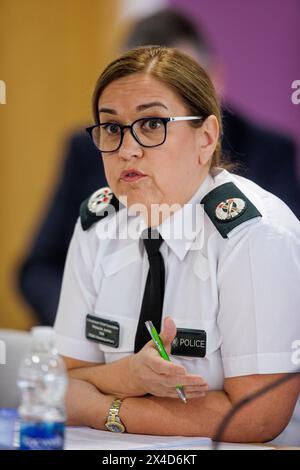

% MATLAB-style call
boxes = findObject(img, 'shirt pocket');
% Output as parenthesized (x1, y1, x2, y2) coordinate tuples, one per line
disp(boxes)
(100, 243, 141, 277)
(95, 313, 138, 363)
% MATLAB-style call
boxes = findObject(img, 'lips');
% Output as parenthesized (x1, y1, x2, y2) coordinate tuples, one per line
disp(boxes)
(120, 168, 147, 182)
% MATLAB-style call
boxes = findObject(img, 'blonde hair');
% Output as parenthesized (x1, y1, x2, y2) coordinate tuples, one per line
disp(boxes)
(92, 46, 225, 168)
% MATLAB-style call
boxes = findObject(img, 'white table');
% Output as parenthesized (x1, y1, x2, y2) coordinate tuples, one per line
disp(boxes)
(65, 427, 275, 450)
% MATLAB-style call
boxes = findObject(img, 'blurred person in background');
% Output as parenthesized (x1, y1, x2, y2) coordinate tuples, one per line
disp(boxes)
(18, 8, 300, 327)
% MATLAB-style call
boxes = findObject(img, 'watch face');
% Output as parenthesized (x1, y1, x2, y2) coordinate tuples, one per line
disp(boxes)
(105, 421, 125, 433)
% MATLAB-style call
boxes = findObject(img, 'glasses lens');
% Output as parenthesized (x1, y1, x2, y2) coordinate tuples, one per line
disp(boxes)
(133, 118, 166, 147)
(92, 124, 122, 152)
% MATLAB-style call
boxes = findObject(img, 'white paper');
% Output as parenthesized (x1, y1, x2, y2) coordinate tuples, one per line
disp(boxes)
(65, 427, 274, 450)
(65, 427, 211, 450)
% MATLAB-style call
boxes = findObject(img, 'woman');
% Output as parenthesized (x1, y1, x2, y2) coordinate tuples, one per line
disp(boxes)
(54, 46, 300, 442)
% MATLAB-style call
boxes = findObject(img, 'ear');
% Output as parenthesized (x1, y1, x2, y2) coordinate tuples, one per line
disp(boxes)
(197, 115, 219, 166)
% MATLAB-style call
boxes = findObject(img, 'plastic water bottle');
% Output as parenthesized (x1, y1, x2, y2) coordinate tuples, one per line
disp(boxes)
(17, 327, 68, 450)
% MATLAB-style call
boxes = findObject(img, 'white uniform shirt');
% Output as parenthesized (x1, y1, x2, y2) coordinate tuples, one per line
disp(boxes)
(54, 168, 300, 444)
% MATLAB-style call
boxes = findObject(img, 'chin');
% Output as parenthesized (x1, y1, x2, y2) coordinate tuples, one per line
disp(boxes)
(117, 183, 147, 204)
(125, 193, 149, 209)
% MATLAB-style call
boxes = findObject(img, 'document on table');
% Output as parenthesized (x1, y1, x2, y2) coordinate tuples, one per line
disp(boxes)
(65, 427, 274, 450)
(65, 427, 211, 450)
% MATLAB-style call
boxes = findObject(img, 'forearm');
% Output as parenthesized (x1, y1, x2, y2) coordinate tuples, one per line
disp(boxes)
(65, 377, 284, 442)
(120, 391, 237, 437)
(67, 355, 142, 397)
(65, 378, 230, 436)
(104, 390, 281, 442)
(65, 378, 113, 428)
(119, 393, 281, 442)
(121, 392, 232, 439)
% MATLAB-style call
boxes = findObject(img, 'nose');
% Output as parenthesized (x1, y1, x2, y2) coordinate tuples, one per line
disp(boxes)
(118, 128, 143, 160)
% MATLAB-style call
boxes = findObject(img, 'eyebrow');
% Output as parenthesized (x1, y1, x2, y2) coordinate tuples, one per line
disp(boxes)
(98, 101, 168, 115)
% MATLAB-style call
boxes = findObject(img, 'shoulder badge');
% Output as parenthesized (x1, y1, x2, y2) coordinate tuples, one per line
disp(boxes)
(201, 182, 262, 238)
(80, 187, 120, 231)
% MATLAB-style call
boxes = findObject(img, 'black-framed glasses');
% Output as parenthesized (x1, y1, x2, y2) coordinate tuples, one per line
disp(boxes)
(86, 116, 203, 153)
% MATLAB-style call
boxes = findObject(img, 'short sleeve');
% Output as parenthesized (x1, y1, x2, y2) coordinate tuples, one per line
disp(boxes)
(217, 222, 300, 377)
(54, 219, 105, 363)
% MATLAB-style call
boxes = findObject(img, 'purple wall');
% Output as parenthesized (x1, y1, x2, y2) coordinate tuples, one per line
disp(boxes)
(171, 0, 300, 171)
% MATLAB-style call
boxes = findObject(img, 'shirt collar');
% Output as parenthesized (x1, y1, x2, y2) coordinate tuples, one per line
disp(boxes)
(96, 172, 216, 261)
(157, 172, 215, 260)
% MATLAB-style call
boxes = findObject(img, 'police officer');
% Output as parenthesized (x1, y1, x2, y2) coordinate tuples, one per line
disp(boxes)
(54, 46, 300, 444)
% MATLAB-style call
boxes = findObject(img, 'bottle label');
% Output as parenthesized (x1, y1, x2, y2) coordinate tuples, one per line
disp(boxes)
(19, 421, 65, 450)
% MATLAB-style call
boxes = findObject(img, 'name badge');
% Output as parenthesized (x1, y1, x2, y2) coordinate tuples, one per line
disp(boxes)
(171, 328, 206, 358)
(85, 314, 120, 348)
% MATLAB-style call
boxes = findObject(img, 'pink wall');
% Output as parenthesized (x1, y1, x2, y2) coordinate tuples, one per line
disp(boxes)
(171, 0, 300, 170)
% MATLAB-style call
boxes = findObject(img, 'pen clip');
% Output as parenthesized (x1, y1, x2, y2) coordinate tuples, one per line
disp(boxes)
(145, 320, 154, 337)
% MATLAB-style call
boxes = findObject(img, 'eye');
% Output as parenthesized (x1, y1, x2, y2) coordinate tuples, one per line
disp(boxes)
(142, 118, 163, 131)
(103, 123, 121, 135)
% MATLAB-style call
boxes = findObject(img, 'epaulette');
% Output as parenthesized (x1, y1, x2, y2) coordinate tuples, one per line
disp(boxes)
(80, 187, 120, 231)
(201, 182, 262, 239)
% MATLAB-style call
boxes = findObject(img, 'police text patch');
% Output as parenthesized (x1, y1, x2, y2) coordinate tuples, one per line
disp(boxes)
(171, 328, 206, 358)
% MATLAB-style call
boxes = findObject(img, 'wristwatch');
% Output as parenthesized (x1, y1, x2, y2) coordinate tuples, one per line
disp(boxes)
(105, 398, 126, 433)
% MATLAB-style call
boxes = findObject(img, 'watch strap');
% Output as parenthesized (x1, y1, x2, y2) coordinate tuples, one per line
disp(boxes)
(105, 398, 126, 433)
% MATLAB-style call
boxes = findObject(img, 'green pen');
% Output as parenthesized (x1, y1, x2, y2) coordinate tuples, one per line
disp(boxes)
(145, 320, 187, 404)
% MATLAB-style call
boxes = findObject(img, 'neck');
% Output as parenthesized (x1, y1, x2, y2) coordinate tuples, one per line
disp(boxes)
(142, 168, 210, 228)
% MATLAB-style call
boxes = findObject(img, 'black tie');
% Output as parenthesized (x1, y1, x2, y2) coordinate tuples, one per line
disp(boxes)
(134, 228, 165, 353)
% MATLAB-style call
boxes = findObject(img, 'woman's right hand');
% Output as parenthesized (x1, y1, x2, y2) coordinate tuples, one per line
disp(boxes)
(127, 316, 208, 399)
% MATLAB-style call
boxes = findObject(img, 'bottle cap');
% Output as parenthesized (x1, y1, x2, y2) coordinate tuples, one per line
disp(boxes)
(31, 326, 55, 342)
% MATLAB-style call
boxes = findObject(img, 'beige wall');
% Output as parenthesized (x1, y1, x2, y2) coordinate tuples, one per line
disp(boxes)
(0, 0, 119, 329)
